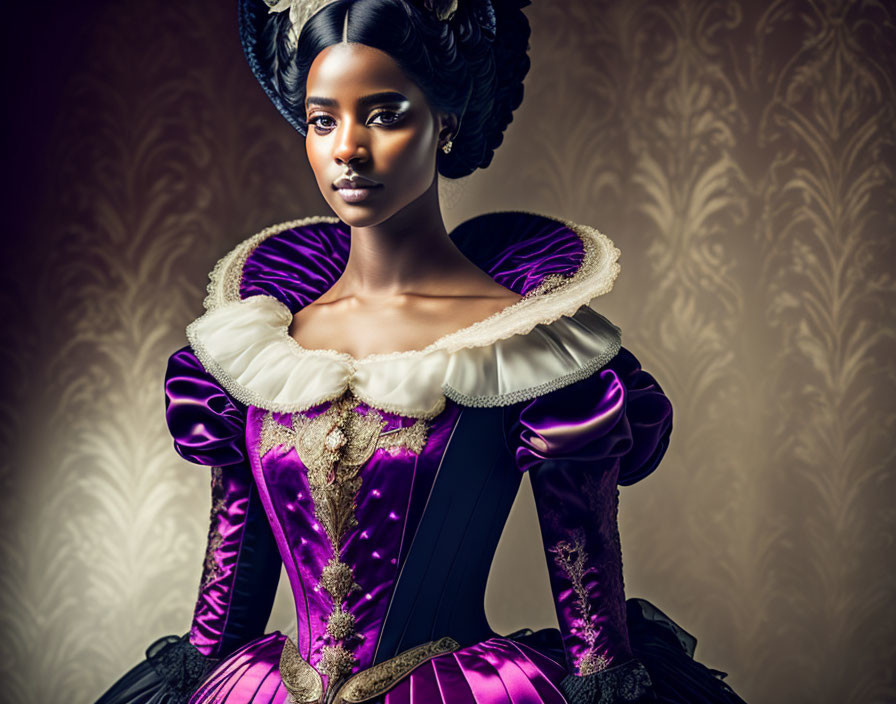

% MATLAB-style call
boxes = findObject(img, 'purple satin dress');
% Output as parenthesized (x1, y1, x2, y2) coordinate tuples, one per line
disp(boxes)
(95, 213, 747, 704)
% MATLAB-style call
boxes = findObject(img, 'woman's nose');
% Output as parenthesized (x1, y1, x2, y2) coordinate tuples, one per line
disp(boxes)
(333, 121, 369, 166)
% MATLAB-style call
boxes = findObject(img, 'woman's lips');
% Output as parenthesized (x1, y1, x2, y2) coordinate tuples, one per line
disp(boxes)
(334, 184, 383, 203)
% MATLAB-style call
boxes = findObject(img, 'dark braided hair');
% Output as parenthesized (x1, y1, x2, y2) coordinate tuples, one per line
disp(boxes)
(259, 0, 531, 178)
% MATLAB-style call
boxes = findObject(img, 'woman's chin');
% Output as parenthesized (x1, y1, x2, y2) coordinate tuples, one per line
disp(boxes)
(332, 210, 384, 228)
(328, 202, 396, 229)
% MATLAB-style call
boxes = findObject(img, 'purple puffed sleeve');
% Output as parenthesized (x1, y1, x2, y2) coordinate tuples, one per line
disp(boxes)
(506, 346, 672, 703)
(164, 346, 282, 659)
(165, 346, 248, 467)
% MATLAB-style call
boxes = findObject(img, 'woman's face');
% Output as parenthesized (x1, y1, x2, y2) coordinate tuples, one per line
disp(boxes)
(304, 42, 452, 228)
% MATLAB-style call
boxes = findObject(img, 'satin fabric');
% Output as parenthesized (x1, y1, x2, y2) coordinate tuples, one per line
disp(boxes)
(243, 400, 462, 676)
(237, 213, 587, 307)
(99, 212, 684, 704)
(186, 212, 623, 420)
(158, 343, 673, 704)
(506, 348, 672, 675)
(511, 347, 672, 487)
(182, 633, 569, 704)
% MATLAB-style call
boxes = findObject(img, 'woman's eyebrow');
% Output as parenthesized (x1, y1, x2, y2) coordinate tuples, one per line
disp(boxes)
(305, 91, 410, 109)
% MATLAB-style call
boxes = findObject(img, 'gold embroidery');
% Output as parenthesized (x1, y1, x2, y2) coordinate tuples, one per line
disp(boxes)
(304, 393, 371, 687)
(200, 466, 226, 589)
(549, 528, 611, 676)
(259, 402, 432, 464)
(378, 421, 430, 455)
(279, 636, 323, 704)
(327, 608, 356, 641)
(336, 636, 459, 703)
(279, 636, 459, 704)
(259, 412, 297, 457)
(319, 557, 360, 605)
(320, 644, 357, 680)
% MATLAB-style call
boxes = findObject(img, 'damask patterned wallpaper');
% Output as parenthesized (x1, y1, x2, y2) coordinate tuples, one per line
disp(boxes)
(1, 1, 893, 702)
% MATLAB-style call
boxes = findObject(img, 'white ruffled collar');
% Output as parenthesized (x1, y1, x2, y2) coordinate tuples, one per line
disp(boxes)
(186, 213, 623, 419)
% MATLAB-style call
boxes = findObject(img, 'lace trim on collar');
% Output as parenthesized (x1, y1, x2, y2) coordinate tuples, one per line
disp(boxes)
(186, 213, 624, 417)
(200, 213, 620, 358)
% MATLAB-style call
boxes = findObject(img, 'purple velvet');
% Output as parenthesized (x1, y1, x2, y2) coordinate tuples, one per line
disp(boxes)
(240, 221, 350, 311)
(511, 348, 673, 486)
(189, 463, 256, 657)
(164, 350, 671, 703)
(236, 212, 585, 312)
(447, 212, 585, 296)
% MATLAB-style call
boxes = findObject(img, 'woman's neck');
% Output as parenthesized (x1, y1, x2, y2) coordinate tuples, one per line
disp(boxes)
(326, 178, 481, 301)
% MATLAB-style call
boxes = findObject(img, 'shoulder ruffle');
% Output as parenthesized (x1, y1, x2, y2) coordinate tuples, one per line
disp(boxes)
(507, 347, 673, 485)
(186, 294, 622, 419)
(185, 212, 624, 419)
(165, 346, 248, 466)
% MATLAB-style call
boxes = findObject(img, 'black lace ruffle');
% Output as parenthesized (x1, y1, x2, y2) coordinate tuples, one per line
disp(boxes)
(94, 633, 217, 704)
(559, 658, 655, 704)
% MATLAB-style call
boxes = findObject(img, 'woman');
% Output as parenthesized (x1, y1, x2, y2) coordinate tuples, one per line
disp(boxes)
(95, 0, 749, 702)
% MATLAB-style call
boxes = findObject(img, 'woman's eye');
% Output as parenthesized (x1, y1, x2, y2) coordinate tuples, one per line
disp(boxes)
(370, 110, 403, 126)
(309, 115, 336, 131)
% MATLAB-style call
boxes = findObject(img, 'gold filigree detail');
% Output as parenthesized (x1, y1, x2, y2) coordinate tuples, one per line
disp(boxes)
(549, 527, 610, 676)
(279, 636, 460, 704)
(261, 401, 432, 460)
(319, 644, 358, 680)
(326, 607, 356, 641)
(336, 636, 460, 703)
(319, 557, 360, 605)
(378, 421, 430, 455)
(259, 412, 298, 457)
(577, 650, 612, 678)
(280, 636, 324, 704)
(259, 405, 432, 464)
(200, 466, 227, 589)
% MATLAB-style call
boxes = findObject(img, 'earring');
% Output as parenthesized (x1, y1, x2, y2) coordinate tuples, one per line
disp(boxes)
(441, 139, 453, 154)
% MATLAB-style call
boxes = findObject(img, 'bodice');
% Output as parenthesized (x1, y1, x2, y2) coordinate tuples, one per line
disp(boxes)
(245, 391, 526, 688)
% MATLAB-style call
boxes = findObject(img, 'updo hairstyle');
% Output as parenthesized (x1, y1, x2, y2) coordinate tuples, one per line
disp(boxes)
(260, 0, 531, 178)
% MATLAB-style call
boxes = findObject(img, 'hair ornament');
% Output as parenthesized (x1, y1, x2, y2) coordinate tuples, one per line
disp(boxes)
(263, 0, 339, 50)
(263, 0, 496, 51)
(423, 0, 459, 21)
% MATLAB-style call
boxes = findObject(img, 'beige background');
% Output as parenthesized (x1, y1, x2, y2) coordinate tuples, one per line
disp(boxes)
(1, 1, 894, 703)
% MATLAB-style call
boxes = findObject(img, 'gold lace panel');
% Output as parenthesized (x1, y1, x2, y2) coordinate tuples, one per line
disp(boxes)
(200, 466, 226, 590)
(549, 527, 611, 676)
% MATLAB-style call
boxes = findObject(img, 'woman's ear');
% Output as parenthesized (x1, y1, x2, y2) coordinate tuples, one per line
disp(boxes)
(438, 112, 459, 147)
